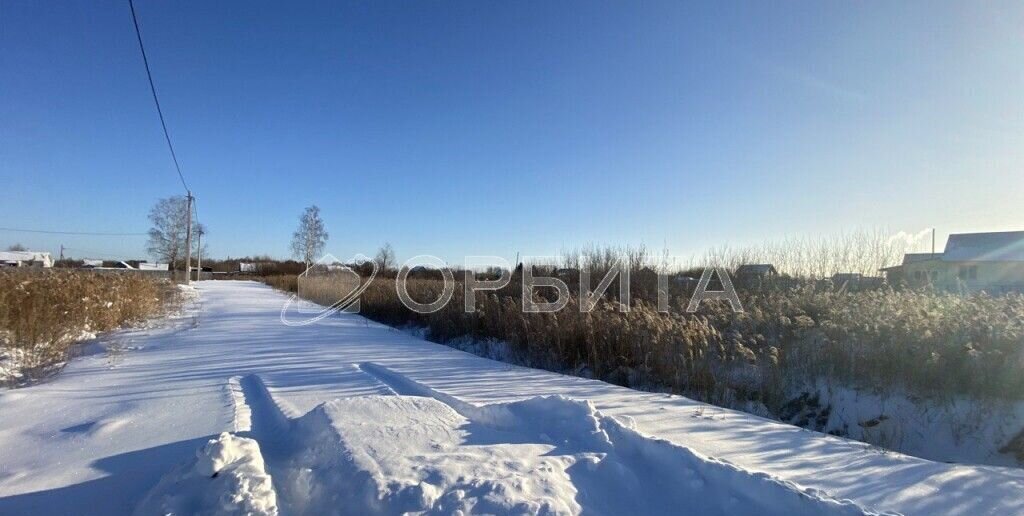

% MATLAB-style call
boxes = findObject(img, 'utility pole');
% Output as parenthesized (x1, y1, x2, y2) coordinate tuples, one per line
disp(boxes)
(196, 227, 202, 282)
(184, 193, 193, 285)
(59, 245, 65, 261)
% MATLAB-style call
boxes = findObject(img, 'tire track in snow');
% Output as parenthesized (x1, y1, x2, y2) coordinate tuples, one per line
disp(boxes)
(237, 375, 292, 442)
(357, 362, 480, 415)
(230, 374, 299, 514)
(232, 374, 306, 469)
(356, 361, 531, 430)
(138, 376, 287, 516)
(227, 375, 252, 432)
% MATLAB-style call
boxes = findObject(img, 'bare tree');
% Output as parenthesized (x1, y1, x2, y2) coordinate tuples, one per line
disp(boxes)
(6, 243, 27, 252)
(375, 242, 396, 273)
(147, 196, 191, 279)
(291, 205, 328, 268)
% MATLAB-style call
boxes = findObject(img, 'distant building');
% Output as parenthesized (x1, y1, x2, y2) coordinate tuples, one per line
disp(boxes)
(735, 264, 778, 279)
(880, 230, 1024, 293)
(0, 251, 53, 268)
(831, 272, 863, 284)
(87, 261, 135, 270)
(672, 274, 699, 289)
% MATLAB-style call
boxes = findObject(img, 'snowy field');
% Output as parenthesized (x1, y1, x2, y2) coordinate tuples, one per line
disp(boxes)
(0, 281, 1021, 515)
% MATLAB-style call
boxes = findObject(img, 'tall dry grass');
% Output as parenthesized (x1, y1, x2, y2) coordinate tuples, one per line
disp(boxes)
(0, 269, 179, 383)
(263, 274, 298, 293)
(269, 272, 1024, 408)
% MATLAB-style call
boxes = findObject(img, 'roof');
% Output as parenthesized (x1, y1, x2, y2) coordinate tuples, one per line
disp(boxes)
(942, 231, 1024, 262)
(902, 253, 943, 265)
(0, 251, 52, 262)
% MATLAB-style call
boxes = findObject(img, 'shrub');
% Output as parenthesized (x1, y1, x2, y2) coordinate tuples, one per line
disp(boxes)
(0, 269, 179, 384)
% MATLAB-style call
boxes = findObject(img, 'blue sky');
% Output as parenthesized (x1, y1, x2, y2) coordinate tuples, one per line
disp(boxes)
(2, 1, 1022, 263)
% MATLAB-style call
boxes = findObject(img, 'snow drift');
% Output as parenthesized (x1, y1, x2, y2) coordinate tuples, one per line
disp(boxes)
(134, 433, 278, 516)
(145, 363, 880, 515)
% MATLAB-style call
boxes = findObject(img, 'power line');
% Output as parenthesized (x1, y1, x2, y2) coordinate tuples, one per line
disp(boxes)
(0, 226, 148, 236)
(126, 0, 202, 284)
(128, 0, 190, 194)
(61, 247, 137, 259)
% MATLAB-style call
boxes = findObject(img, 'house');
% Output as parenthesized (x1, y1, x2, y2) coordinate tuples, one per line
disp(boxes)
(0, 251, 54, 268)
(880, 230, 1024, 293)
(735, 264, 778, 279)
(881, 253, 942, 284)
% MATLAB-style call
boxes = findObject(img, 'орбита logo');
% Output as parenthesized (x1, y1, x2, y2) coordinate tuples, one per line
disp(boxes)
(279, 253, 378, 326)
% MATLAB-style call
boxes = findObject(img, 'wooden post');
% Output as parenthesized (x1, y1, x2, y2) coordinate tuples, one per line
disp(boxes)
(196, 228, 202, 282)
(184, 193, 193, 285)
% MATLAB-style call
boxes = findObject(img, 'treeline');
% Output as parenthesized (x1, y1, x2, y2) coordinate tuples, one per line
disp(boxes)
(202, 256, 307, 275)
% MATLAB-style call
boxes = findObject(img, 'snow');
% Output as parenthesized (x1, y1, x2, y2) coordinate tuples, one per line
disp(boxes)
(0, 347, 30, 385)
(1, 281, 1022, 515)
(790, 382, 1024, 468)
(0, 251, 53, 267)
(134, 433, 278, 516)
(278, 380, 869, 515)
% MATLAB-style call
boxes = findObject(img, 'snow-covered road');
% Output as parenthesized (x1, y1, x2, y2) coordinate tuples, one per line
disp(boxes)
(1, 281, 1021, 515)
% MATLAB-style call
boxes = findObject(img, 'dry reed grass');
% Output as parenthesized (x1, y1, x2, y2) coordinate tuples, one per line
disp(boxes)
(0, 269, 179, 383)
(269, 273, 1024, 407)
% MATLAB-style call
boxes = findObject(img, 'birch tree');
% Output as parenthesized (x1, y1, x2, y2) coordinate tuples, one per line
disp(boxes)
(147, 196, 191, 278)
(291, 205, 328, 268)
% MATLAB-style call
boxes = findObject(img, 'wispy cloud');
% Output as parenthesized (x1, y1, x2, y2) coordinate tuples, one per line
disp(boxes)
(760, 61, 868, 103)
(888, 228, 933, 251)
